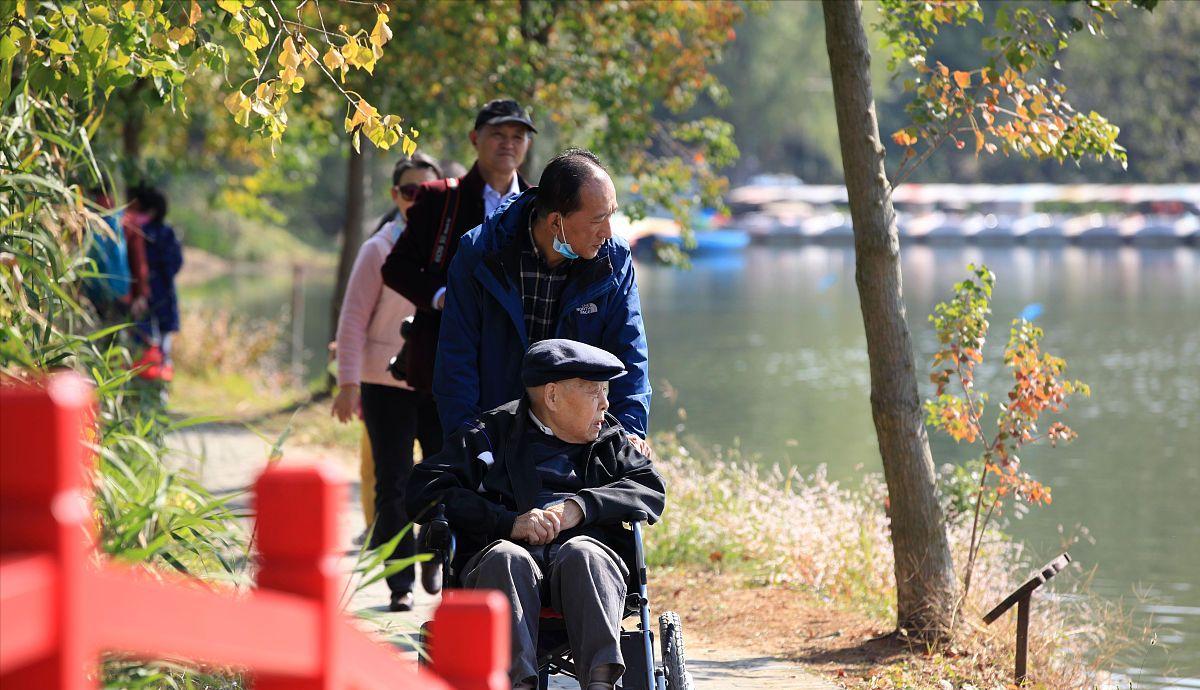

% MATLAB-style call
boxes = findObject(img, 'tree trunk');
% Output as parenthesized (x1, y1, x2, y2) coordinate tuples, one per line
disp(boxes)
(121, 79, 148, 165)
(331, 137, 366, 345)
(821, 0, 957, 642)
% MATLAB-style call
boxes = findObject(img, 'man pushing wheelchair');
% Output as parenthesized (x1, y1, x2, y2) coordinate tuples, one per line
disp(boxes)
(407, 339, 678, 690)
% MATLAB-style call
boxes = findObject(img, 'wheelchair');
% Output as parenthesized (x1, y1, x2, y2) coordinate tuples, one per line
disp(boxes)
(418, 505, 692, 690)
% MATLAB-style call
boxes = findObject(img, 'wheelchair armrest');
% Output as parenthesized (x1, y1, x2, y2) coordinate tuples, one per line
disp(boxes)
(419, 504, 456, 578)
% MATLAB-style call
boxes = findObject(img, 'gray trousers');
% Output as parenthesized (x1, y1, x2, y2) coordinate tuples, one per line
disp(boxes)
(461, 536, 629, 687)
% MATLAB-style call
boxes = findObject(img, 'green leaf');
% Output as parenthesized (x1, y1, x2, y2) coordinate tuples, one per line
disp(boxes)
(0, 34, 17, 61)
(48, 38, 74, 55)
(81, 24, 107, 53)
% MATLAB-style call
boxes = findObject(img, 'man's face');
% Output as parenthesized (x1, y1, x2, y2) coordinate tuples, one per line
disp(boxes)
(470, 122, 531, 176)
(545, 378, 610, 443)
(555, 170, 617, 261)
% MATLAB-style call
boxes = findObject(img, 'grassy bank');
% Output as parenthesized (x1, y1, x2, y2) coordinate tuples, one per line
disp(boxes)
(645, 432, 1142, 689)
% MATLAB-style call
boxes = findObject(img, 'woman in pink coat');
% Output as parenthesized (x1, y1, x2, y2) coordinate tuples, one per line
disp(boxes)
(332, 153, 442, 611)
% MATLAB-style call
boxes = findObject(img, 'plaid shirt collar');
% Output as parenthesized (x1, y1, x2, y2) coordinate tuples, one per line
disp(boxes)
(520, 215, 573, 343)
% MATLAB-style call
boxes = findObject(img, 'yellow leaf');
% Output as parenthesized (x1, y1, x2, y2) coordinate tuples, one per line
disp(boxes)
(280, 37, 304, 69)
(953, 70, 971, 88)
(168, 26, 195, 46)
(974, 130, 985, 155)
(188, 0, 202, 25)
(402, 135, 417, 157)
(217, 0, 243, 16)
(290, 76, 305, 93)
(322, 47, 345, 71)
(302, 42, 319, 64)
(340, 41, 361, 67)
(370, 13, 392, 47)
(223, 90, 250, 116)
(891, 129, 917, 147)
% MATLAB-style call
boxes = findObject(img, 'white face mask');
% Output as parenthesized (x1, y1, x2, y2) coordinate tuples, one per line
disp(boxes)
(552, 217, 580, 260)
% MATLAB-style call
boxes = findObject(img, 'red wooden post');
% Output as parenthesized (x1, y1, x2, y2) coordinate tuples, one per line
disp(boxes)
(0, 373, 96, 690)
(253, 463, 345, 690)
(430, 590, 511, 690)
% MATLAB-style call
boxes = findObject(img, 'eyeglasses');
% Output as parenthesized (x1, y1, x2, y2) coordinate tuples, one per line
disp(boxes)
(395, 184, 421, 201)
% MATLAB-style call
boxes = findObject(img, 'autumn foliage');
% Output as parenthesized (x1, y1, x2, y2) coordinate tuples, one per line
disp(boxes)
(925, 264, 1090, 605)
(875, 0, 1153, 187)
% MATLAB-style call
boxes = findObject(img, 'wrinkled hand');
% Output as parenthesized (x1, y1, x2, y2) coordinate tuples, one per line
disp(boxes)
(627, 434, 654, 460)
(511, 508, 562, 545)
(331, 385, 361, 423)
(545, 499, 584, 532)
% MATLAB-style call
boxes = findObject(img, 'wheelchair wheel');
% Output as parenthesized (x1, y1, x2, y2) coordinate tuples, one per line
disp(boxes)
(658, 611, 692, 690)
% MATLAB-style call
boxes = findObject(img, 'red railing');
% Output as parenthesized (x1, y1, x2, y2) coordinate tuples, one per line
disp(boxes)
(0, 372, 510, 690)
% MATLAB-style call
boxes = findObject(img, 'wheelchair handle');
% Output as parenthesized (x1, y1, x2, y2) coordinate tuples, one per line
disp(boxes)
(628, 509, 648, 524)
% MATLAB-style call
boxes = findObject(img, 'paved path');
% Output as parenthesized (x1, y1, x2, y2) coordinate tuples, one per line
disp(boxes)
(168, 426, 838, 689)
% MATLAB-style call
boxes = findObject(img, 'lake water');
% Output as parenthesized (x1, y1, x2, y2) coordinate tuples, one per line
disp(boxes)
(188, 244, 1200, 687)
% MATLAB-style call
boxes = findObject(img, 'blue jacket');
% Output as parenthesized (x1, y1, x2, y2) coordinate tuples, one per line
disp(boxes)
(434, 189, 651, 439)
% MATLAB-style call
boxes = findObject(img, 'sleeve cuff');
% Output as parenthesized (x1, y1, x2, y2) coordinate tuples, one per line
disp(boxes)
(567, 496, 590, 525)
(432, 286, 447, 310)
(493, 509, 518, 541)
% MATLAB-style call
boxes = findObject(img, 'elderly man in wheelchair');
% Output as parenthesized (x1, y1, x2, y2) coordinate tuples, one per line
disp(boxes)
(406, 339, 689, 690)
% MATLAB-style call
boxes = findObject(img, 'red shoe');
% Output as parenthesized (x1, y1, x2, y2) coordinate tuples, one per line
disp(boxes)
(133, 346, 164, 380)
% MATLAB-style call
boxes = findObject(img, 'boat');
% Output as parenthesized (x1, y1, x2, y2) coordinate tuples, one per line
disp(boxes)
(808, 212, 855, 244)
(926, 213, 992, 244)
(1077, 216, 1143, 246)
(1131, 214, 1199, 247)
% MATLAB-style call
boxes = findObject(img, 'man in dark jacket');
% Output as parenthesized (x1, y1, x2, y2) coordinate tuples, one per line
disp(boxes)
(407, 339, 666, 690)
(380, 99, 535, 402)
(434, 149, 652, 455)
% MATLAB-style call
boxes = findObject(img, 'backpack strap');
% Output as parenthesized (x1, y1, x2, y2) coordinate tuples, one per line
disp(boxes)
(429, 177, 463, 270)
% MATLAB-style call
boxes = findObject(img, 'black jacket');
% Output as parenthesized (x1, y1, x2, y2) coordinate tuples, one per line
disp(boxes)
(405, 398, 666, 577)
(380, 164, 529, 392)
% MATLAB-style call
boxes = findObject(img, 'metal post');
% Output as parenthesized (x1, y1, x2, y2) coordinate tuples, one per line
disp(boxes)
(291, 263, 306, 386)
(1015, 595, 1030, 684)
(983, 553, 1071, 686)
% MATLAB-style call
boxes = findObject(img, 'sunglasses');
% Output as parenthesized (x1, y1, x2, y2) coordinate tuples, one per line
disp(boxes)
(395, 184, 421, 201)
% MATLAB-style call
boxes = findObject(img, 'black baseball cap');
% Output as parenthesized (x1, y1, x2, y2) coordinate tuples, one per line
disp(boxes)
(474, 99, 538, 133)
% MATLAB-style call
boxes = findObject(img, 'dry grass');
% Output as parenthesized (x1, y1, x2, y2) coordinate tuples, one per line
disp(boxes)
(174, 307, 284, 379)
(169, 307, 313, 420)
(646, 433, 1146, 689)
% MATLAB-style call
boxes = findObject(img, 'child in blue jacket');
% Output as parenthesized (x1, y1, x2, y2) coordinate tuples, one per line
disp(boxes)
(128, 185, 184, 381)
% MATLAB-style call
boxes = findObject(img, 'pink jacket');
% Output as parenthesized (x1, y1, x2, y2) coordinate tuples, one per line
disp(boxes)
(336, 222, 416, 389)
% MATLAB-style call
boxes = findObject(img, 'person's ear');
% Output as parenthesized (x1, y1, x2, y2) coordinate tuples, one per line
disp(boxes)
(544, 382, 561, 412)
(469, 129, 479, 148)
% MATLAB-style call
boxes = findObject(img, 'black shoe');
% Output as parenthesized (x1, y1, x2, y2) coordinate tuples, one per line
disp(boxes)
(389, 591, 414, 612)
(421, 560, 443, 595)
